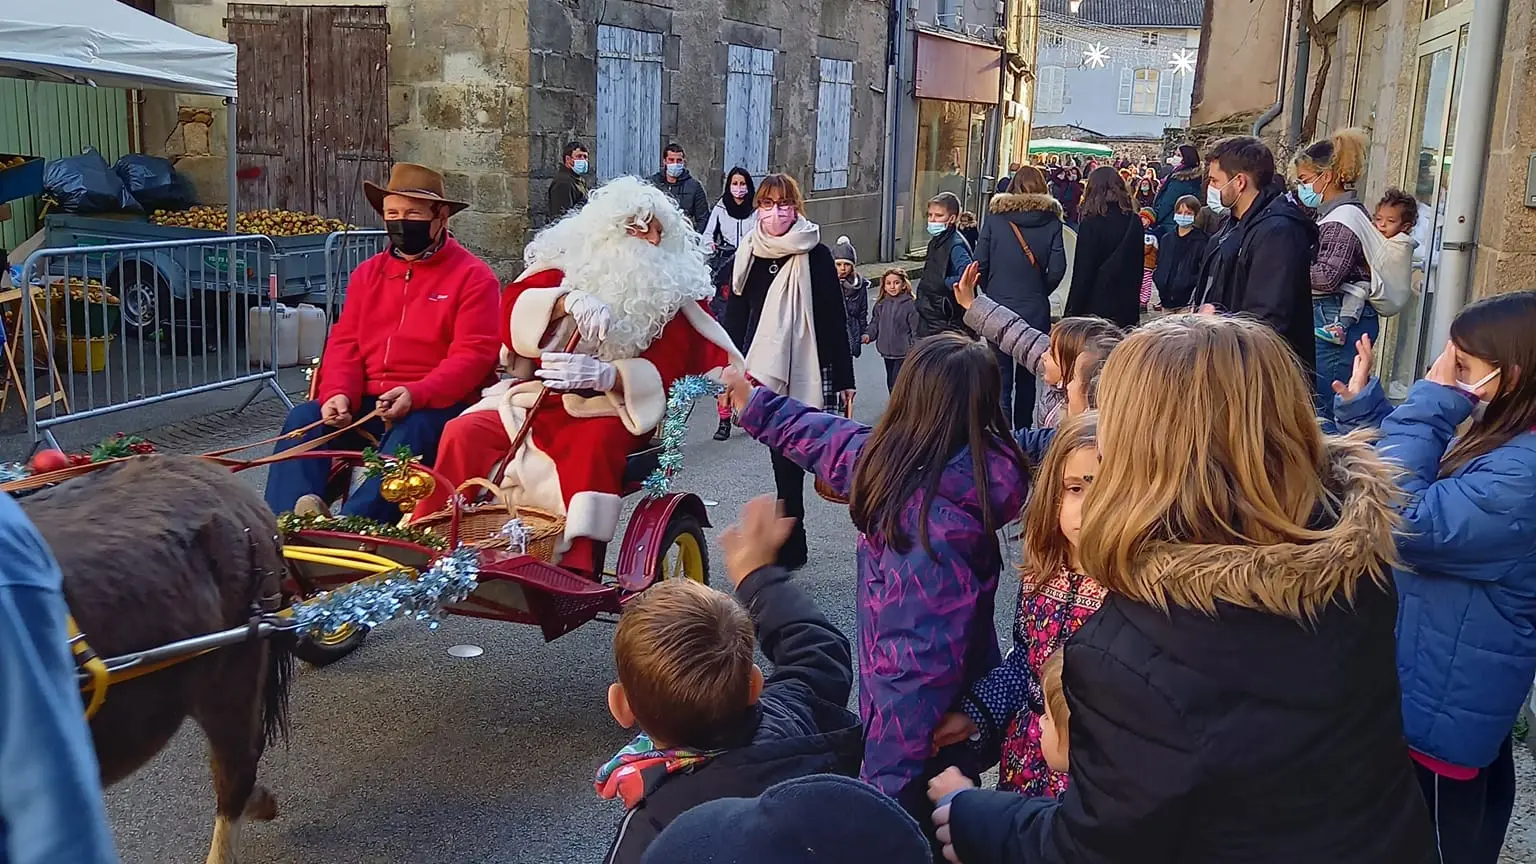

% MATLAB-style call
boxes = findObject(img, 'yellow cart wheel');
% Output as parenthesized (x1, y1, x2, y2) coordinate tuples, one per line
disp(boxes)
(656, 513, 709, 585)
(292, 620, 369, 667)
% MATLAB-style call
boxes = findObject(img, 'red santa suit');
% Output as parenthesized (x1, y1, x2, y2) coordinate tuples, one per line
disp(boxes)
(413, 267, 742, 574)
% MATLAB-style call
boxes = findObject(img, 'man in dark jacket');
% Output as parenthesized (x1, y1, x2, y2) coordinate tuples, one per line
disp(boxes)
(650, 144, 710, 233)
(915, 191, 974, 337)
(598, 496, 862, 864)
(1196, 136, 1318, 377)
(547, 141, 589, 221)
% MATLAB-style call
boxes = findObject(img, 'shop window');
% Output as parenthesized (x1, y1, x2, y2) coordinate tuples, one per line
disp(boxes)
(1036, 65, 1066, 114)
(814, 59, 854, 190)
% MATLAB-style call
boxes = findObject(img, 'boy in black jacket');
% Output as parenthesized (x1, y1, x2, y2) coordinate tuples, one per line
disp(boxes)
(1151, 195, 1209, 311)
(597, 496, 863, 864)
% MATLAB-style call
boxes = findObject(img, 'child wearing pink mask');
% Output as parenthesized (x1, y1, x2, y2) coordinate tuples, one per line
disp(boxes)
(723, 173, 857, 571)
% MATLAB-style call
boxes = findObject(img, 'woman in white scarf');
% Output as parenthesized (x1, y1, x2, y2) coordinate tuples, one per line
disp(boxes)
(723, 173, 857, 570)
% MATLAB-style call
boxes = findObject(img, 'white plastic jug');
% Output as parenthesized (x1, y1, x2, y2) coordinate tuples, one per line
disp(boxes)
(295, 303, 328, 363)
(249, 304, 300, 368)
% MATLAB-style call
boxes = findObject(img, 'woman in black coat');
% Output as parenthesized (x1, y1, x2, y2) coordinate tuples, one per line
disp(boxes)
(935, 316, 1435, 864)
(975, 165, 1066, 427)
(724, 173, 854, 570)
(1063, 166, 1142, 328)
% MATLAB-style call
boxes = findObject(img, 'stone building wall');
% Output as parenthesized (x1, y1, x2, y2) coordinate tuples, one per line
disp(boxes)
(525, 0, 891, 255)
(154, 0, 885, 277)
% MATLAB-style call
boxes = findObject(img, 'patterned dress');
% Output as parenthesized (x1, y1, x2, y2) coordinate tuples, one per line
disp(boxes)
(963, 567, 1105, 796)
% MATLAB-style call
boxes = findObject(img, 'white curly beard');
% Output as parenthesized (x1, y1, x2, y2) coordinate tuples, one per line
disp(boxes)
(523, 177, 714, 361)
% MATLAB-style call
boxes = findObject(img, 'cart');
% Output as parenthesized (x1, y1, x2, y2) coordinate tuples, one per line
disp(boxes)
(240, 446, 711, 666)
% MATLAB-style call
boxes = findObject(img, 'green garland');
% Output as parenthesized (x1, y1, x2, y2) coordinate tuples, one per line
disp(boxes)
(361, 444, 417, 480)
(277, 511, 447, 550)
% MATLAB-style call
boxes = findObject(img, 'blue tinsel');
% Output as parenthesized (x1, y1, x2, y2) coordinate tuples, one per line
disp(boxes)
(642, 374, 724, 498)
(0, 462, 27, 485)
(287, 547, 480, 636)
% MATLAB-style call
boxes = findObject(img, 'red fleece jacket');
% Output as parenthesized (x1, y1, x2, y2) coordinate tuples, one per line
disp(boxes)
(316, 237, 500, 410)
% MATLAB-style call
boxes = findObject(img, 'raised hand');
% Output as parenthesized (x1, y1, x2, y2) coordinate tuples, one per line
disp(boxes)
(1330, 333, 1375, 400)
(954, 261, 981, 309)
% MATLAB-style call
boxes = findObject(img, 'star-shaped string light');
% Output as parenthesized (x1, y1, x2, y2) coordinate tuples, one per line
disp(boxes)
(1169, 49, 1197, 75)
(1083, 42, 1110, 68)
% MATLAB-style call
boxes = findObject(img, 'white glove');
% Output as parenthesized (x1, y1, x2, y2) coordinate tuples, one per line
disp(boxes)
(562, 289, 611, 342)
(536, 352, 618, 392)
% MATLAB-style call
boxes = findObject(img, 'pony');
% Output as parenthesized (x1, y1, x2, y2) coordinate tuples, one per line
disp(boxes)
(21, 455, 293, 864)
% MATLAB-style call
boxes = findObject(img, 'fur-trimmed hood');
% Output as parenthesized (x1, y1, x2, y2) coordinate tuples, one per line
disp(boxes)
(989, 192, 1063, 217)
(1112, 432, 1402, 621)
(1167, 166, 1203, 183)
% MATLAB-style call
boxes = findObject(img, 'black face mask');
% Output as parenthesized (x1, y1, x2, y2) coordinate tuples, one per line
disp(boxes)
(386, 218, 436, 256)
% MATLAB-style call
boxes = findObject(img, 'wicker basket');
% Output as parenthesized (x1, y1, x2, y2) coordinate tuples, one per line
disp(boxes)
(412, 478, 566, 559)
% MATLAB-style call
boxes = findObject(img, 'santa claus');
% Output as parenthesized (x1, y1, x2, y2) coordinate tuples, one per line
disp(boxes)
(412, 177, 744, 575)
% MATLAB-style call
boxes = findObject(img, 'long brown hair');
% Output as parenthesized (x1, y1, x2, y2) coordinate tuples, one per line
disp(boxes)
(1050, 317, 1123, 390)
(850, 334, 1028, 558)
(1442, 291, 1536, 475)
(1022, 412, 1097, 591)
(1080, 315, 1344, 617)
(1081, 166, 1132, 219)
(1011, 165, 1049, 195)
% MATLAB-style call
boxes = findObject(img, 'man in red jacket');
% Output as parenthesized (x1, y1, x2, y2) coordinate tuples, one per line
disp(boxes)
(263, 164, 501, 524)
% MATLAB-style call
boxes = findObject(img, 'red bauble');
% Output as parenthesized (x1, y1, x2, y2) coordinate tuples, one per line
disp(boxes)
(29, 449, 71, 474)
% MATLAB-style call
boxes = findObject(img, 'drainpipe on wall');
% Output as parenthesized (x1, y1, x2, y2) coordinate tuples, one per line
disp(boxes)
(1287, 10, 1310, 145)
(1252, 0, 1296, 135)
(1427, 0, 1508, 349)
(880, 0, 907, 262)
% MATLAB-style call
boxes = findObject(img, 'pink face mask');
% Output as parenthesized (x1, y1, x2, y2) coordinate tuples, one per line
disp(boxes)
(758, 206, 797, 237)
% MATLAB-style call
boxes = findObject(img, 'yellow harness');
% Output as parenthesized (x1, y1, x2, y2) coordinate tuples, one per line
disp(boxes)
(68, 545, 409, 719)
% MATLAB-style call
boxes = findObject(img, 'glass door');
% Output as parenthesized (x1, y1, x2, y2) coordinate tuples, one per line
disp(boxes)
(910, 99, 981, 254)
(1385, 27, 1468, 399)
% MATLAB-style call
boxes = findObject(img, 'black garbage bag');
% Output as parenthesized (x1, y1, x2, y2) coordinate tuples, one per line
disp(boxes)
(114, 154, 193, 211)
(43, 147, 140, 213)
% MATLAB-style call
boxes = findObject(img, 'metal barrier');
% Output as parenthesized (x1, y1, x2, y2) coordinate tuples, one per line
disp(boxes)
(16, 235, 295, 449)
(322, 229, 389, 321)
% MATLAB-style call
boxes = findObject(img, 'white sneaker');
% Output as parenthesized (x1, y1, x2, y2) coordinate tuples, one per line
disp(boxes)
(294, 494, 332, 518)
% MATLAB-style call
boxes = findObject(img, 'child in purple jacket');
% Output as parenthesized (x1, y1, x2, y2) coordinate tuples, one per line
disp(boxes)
(722, 333, 1031, 847)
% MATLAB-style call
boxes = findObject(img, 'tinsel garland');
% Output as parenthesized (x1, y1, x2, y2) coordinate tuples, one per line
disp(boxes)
(277, 511, 447, 550)
(0, 462, 27, 484)
(641, 375, 724, 498)
(287, 547, 480, 635)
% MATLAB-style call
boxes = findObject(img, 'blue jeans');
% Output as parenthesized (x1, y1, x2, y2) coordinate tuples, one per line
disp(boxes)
(1313, 294, 1378, 421)
(262, 396, 465, 524)
(996, 349, 1037, 429)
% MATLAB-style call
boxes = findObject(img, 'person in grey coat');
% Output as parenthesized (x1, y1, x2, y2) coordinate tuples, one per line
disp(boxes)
(650, 143, 711, 233)
(975, 165, 1066, 428)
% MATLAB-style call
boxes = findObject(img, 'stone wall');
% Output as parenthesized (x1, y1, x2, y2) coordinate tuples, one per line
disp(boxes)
(1471, 0, 1536, 298)
(526, 0, 891, 255)
(1191, 0, 1289, 125)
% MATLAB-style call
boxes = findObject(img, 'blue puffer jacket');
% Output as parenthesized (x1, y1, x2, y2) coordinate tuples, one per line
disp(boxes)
(1337, 378, 1536, 769)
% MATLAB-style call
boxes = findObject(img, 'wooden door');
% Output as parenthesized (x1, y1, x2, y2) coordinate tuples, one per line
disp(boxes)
(227, 4, 389, 221)
(724, 46, 773, 179)
(228, 4, 310, 212)
(307, 6, 390, 226)
(596, 25, 663, 182)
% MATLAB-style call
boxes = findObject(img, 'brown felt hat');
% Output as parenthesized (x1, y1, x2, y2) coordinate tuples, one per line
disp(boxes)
(363, 163, 469, 216)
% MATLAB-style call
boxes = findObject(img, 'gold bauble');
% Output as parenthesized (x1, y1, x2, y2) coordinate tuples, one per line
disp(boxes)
(379, 475, 409, 503)
(404, 469, 435, 500)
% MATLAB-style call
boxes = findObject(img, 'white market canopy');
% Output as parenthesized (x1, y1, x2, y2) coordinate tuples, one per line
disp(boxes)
(0, 0, 237, 97)
(1028, 138, 1115, 157)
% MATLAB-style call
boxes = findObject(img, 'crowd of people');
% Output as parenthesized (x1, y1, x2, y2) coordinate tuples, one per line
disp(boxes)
(7, 126, 1536, 864)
